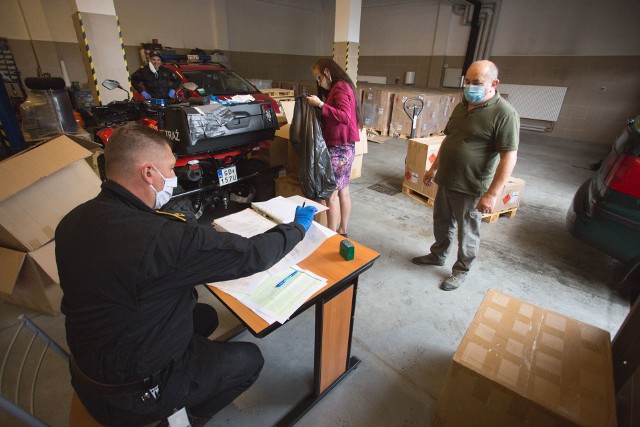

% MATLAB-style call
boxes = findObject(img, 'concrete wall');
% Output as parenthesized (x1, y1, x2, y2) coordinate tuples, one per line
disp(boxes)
(1, 0, 639, 143)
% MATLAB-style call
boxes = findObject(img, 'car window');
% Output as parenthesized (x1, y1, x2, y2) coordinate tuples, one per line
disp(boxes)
(182, 70, 258, 96)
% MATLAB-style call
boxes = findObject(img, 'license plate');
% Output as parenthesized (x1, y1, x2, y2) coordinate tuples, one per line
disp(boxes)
(217, 165, 238, 186)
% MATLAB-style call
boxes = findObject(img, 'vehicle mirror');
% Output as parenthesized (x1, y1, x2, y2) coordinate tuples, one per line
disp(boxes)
(102, 79, 121, 90)
(182, 82, 198, 91)
(101, 79, 130, 100)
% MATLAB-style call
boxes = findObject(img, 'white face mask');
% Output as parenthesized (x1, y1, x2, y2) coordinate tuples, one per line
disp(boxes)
(320, 74, 331, 91)
(150, 165, 178, 209)
(149, 62, 158, 77)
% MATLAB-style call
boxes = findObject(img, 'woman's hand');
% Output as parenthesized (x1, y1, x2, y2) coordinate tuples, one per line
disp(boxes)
(306, 95, 324, 108)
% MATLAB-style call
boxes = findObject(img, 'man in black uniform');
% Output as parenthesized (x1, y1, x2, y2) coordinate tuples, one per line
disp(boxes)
(131, 50, 181, 100)
(55, 124, 317, 426)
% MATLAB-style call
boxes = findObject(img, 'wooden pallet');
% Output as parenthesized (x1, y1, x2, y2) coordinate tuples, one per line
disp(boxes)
(366, 128, 390, 144)
(482, 207, 518, 223)
(394, 131, 443, 140)
(261, 88, 295, 97)
(402, 185, 435, 207)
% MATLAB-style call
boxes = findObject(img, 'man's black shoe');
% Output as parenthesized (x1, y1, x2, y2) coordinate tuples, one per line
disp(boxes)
(411, 254, 444, 266)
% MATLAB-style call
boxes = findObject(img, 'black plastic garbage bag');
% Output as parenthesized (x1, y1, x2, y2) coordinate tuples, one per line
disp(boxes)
(289, 96, 336, 200)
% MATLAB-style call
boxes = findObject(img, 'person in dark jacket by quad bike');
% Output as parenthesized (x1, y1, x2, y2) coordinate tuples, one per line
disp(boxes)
(131, 50, 181, 100)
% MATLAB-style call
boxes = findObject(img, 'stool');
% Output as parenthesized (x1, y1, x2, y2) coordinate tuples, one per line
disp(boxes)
(69, 392, 104, 427)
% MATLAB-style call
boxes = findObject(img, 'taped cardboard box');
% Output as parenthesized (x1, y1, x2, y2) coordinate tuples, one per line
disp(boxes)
(0, 134, 103, 252)
(494, 177, 525, 211)
(434, 289, 616, 427)
(402, 135, 445, 199)
(390, 91, 442, 138)
(361, 87, 394, 135)
(0, 241, 62, 314)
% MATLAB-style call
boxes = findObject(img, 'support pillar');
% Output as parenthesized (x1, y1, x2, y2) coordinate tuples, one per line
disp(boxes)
(71, 0, 130, 105)
(333, 0, 361, 85)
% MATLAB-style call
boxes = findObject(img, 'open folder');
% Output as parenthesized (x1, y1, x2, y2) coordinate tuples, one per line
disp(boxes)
(214, 196, 328, 237)
(210, 196, 333, 324)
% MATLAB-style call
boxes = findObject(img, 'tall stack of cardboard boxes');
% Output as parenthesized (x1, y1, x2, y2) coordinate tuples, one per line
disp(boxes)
(389, 90, 462, 139)
(361, 85, 395, 136)
(0, 135, 103, 314)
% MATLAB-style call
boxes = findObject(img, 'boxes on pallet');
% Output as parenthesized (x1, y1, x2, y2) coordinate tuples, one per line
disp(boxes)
(494, 177, 525, 212)
(361, 87, 395, 135)
(0, 134, 103, 314)
(402, 135, 445, 200)
(390, 91, 442, 138)
(402, 135, 525, 216)
(434, 288, 616, 427)
(389, 90, 462, 138)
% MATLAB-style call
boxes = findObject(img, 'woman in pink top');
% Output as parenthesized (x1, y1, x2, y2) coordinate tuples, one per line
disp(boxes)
(306, 58, 361, 237)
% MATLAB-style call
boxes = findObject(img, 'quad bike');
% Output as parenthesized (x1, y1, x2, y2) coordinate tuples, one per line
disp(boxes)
(92, 79, 282, 220)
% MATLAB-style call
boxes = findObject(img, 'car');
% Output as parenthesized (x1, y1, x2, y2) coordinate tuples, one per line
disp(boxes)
(566, 113, 640, 283)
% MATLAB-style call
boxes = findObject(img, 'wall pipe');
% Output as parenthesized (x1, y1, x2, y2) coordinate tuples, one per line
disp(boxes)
(462, 0, 482, 76)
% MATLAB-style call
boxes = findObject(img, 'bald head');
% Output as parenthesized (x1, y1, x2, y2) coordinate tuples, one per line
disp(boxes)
(104, 124, 172, 181)
(466, 60, 499, 83)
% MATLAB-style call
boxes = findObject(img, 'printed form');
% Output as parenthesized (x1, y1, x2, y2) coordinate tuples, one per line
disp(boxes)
(210, 196, 335, 324)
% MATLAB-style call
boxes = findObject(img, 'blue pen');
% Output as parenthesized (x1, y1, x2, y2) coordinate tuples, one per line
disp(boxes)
(275, 270, 298, 288)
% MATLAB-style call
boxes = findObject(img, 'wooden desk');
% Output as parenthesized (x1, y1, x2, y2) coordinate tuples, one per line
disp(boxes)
(207, 234, 380, 425)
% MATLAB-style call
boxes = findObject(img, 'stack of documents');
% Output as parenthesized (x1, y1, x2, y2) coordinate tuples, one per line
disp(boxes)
(214, 266, 327, 324)
(211, 196, 334, 324)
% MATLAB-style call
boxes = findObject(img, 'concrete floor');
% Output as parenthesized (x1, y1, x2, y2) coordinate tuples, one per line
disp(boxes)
(0, 132, 631, 426)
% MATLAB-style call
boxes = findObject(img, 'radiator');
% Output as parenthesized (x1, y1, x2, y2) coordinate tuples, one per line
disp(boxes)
(499, 84, 567, 122)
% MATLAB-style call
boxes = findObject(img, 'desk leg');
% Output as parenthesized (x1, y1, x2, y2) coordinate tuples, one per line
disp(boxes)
(277, 279, 359, 426)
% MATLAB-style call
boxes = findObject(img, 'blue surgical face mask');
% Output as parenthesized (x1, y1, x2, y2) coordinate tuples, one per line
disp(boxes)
(464, 84, 486, 104)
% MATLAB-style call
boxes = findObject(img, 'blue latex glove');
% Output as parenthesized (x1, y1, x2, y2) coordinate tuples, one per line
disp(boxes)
(141, 90, 151, 99)
(168, 89, 176, 98)
(294, 205, 317, 232)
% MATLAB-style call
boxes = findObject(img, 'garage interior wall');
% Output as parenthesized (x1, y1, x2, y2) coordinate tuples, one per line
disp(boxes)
(2, 0, 639, 144)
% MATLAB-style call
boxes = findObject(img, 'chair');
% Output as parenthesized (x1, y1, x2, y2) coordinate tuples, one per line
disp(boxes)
(0, 314, 104, 427)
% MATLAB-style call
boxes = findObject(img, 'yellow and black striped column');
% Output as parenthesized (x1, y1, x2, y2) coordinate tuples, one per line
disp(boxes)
(75, 12, 101, 105)
(72, 8, 130, 106)
(333, 41, 359, 85)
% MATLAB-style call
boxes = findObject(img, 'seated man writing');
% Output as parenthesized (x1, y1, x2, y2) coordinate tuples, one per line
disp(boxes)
(55, 123, 317, 426)
(131, 50, 182, 100)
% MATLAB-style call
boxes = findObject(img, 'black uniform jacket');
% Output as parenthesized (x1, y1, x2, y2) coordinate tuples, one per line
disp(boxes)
(130, 65, 181, 99)
(55, 180, 305, 384)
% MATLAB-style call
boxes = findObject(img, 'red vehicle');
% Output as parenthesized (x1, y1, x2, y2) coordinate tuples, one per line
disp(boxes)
(93, 54, 282, 220)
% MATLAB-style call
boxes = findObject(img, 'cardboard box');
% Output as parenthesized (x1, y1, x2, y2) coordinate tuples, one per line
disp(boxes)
(402, 135, 445, 199)
(264, 136, 289, 169)
(493, 177, 526, 212)
(0, 134, 102, 252)
(361, 87, 394, 135)
(0, 241, 62, 314)
(434, 289, 617, 427)
(355, 128, 368, 155)
(390, 91, 441, 138)
(350, 153, 363, 179)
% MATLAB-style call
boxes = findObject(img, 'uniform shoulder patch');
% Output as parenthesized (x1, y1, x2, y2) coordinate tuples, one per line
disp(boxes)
(154, 210, 187, 222)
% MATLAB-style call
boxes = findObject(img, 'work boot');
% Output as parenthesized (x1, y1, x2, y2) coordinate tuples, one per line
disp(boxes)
(411, 253, 444, 266)
(440, 271, 467, 291)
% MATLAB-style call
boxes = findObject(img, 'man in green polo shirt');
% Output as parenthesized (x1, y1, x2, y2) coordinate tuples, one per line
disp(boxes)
(411, 60, 519, 291)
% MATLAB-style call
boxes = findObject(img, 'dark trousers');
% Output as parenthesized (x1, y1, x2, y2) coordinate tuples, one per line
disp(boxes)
(75, 303, 264, 426)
